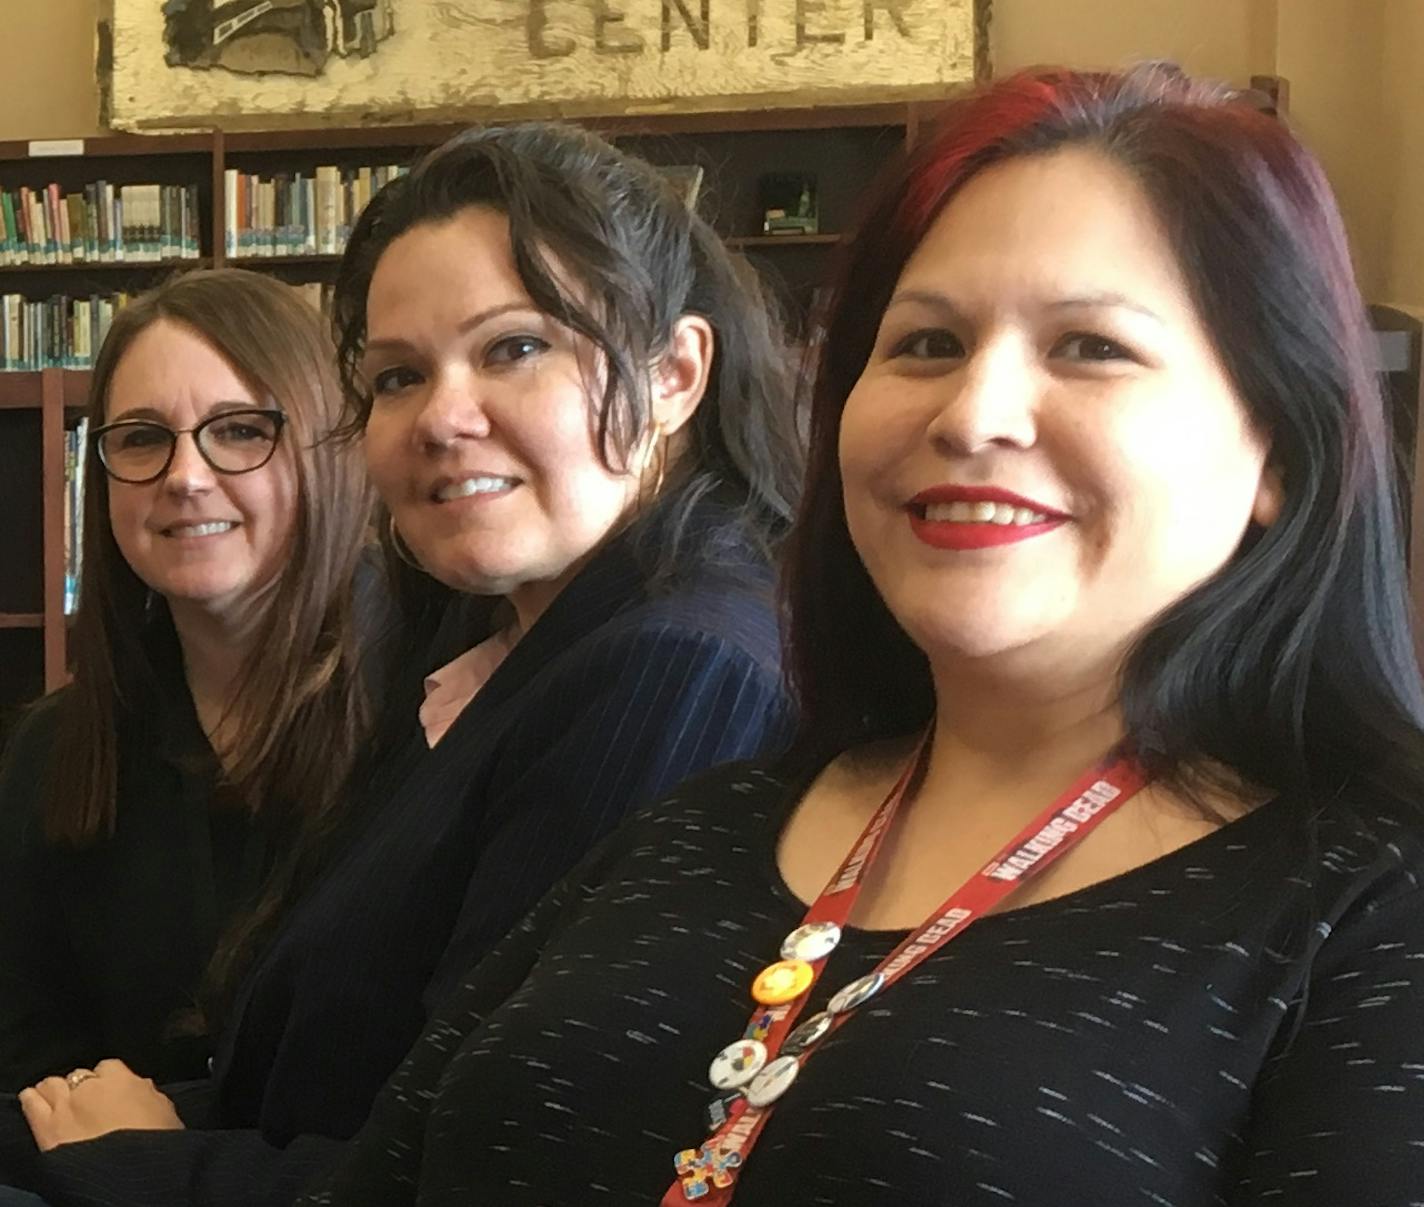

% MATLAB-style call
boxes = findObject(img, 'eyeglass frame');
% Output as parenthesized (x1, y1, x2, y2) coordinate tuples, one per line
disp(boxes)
(91, 407, 289, 485)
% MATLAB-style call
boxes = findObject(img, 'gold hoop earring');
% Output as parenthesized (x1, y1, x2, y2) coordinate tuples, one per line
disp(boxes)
(386, 512, 422, 570)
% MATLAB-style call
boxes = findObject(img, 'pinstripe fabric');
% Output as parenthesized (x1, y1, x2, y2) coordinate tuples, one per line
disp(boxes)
(29, 511, 792, 1207)
(292, 764, 1424, 1207)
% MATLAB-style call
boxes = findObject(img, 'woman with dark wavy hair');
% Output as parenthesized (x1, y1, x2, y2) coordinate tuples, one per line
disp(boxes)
(15, 122, 801, 1207)
(280, 64, 1422, 1205)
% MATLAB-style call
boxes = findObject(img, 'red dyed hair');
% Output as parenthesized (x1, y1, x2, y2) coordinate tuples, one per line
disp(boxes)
(782, 65, 1422, 809)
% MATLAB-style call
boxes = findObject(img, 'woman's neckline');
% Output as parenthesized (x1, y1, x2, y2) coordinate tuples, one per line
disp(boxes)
(757, 750, 1289, 940)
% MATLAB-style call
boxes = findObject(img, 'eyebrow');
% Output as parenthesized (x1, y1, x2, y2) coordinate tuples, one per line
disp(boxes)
(884, 288, 1165, 325)
(363, 301, 537, 358)
(106, 400, 264, 425)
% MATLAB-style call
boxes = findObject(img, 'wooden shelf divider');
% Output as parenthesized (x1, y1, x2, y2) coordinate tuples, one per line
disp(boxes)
(727, 234, 843, 248)
(0, 613, 44, 630)
(40, 368, 67, 692)
(226, 253, 343, 266)
(0, 258, 210, 275)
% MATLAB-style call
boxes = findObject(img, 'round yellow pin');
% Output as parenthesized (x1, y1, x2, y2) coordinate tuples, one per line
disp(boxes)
(751, 958, 814, 1005)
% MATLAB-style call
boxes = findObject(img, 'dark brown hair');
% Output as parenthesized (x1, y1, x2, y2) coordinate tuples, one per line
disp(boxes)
(330, 121, 803, 611)
(47, 268, 374, 847)
(784, 64, 1424, 808)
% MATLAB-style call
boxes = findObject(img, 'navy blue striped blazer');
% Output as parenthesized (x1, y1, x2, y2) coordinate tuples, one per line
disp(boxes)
(21, 506, 792, 1207)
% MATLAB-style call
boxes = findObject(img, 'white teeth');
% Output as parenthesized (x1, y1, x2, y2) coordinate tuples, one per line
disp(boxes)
(436, 476, 515, 502)
(921, 503, 1050, 526)
(167, 522, 234, 538)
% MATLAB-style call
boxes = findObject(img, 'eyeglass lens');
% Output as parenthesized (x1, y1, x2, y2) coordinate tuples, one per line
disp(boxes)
(99, 411, 283, 482)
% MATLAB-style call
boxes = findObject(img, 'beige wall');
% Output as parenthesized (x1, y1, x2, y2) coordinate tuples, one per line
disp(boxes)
(0, 0, 104, 140)
(0, 0, 1417, 306)
(992, 0, 1274, 81)
(1380, 0, 1424, 312)
(1276, 1, 1390, 301)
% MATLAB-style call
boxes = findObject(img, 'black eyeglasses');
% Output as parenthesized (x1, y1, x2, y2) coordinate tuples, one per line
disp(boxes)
(92, 408, 288, 485)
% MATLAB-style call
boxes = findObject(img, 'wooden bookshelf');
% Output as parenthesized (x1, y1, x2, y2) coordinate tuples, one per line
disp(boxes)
(0, 369, 77, 734)
(0, 104, 930, 733)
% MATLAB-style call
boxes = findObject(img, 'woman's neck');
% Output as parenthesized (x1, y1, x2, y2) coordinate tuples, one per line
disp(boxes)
(916, 660, 1126, 829)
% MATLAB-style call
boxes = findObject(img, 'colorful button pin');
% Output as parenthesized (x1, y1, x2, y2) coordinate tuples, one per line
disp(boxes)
(708, 1038, 768, 1090)
(751, 959, 814, 1005)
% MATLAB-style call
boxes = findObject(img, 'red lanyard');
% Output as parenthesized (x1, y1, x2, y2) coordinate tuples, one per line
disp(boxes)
(662, 736, 1149, 1205)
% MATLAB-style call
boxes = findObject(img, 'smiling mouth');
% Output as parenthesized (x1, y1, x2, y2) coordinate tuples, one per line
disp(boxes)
(914, 501, 1051, 526)
(432, 476, 519, 503)
(162, 521, 236, 538)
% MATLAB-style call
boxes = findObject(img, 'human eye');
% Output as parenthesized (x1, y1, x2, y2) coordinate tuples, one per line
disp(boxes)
(208, 413, 278, 444)
(370, 365, 423, 396)
(887, 328, 964, 361)
(1054, 332, 1134, 363)
(117, 424, 169, 449)
(485, 334, 550, 367)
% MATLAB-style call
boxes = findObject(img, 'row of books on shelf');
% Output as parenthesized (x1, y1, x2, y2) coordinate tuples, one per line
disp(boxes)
(0, 292, 129, 371)
(63, 419, 90, 615)
(0, 183, 203, 267)
(0, 281, 334, 371)
(223, 163, 408, 258)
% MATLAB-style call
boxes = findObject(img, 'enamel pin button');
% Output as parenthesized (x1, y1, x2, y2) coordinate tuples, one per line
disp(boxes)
(827, 970, 885, 1015)
(708, 1039, 768, 1090)
(780, 1010, 833, 1057)
(779, 921, 842, 963)
(751, 959, 814, 1005)
(744, 1055, 800, 1108)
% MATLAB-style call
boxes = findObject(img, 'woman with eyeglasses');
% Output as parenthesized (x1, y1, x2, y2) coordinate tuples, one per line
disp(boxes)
(0, 270, 377, 1126)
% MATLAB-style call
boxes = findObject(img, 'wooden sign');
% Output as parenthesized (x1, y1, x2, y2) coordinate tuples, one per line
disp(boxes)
(101, 0, 985, 131)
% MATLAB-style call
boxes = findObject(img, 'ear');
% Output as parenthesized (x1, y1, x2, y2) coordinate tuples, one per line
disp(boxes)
(1252, 462, 1284, 527)
(650, 314, 714, 439)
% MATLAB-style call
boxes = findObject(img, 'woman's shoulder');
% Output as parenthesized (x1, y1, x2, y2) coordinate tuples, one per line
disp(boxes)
(617, 569, 779, 657)
(1278, 784, 1424, 928)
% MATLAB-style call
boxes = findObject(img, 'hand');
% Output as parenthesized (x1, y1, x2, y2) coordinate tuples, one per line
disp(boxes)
(19, 1059, 184, 1151)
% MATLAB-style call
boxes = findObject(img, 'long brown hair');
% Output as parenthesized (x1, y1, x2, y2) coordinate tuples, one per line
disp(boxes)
(46, 268, 374, 847)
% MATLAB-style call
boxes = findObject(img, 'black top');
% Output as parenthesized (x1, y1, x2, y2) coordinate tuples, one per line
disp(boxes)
(28, 513, 793, 1207)
(0, 627, 268, 1094)
(287, 759, 1424, 1207)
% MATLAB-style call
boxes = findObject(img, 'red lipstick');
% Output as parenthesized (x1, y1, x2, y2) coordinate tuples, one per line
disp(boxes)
(906, 485, 1068, 551)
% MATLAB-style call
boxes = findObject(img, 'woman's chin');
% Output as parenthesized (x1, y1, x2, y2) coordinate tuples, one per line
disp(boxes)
(894, 608, 1058, 669)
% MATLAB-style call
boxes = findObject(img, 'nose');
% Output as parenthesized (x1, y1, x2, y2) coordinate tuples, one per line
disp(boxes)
(410, 368, 492, 451)
(924, 335, 1039, 456)
(161, 431, 215, 496)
